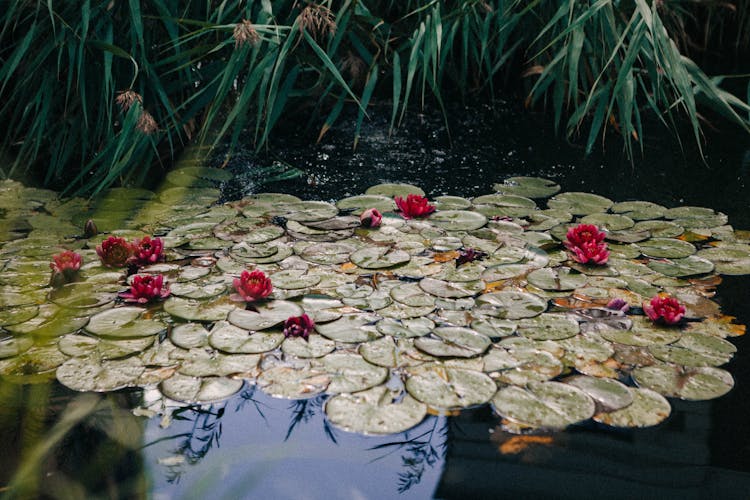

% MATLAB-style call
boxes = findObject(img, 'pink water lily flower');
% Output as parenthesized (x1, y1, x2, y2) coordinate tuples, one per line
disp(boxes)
(232, 270, 273, 302)
(119, 274, 170, 304)
(564, 224, 609, 265)
(283, 313, 315, 341)
(643, 294, 685, 325)
(394, 194, 435, 219)
(128, 236, 165, 268)
(360, 208, 382, 228)
(50, 250, 82, 274)
(96, 236, 134, 268)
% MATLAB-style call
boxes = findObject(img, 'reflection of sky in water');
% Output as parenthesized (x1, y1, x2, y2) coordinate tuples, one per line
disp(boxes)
(142, 387, 446, 500)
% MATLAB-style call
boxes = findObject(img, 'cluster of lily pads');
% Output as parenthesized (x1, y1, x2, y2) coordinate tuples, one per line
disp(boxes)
(0, 169, 749, 436)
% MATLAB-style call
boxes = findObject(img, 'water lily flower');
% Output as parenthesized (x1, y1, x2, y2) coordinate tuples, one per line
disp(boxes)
(643, 294, 685, 325)
(96, 236, 134, 268)
(360, 208, 382, 228)
(283, 313, 315, 340)
(456, 247, 487, 267)
(50, 250, 82, 274)
(564, 224, 609, 265)
(606, 298, 630, 313)
(129, 236, 165, 268)
(119, 274, 170, 304)
(83, 219, 98, 238)
(232, 270, 273, 302)
(394, 194, 436, 219)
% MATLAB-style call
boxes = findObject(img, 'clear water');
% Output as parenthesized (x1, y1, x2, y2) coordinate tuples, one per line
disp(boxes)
(3, 100, 750, 499)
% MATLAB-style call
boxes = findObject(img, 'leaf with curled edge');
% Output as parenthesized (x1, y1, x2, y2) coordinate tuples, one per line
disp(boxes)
(570, 307, 632, 334)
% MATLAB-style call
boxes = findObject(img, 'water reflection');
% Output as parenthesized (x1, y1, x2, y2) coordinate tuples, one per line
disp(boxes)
(141, 387, 446, 499)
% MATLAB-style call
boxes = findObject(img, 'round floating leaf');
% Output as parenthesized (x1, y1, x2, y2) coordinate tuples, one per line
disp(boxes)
(376, 317, 434, 338)
(319, 352, 389, 394)
(169, 281, 227, 299)
(648, 332, 736, 367)
(631, 220, 684, 238)
(159, 187, 220, 207)
(433, 196, 472, 210)
(414, 327, 491, 358)
(475, 291, 547, 319)
(527, 267, 588, 291)
(85, 307, 166, 339)
(599, 319, 681, 347)
(359, 337, 427, 367)
(350, 246, 411, 269)
(632, 364, 734, 400)
(227, 300, 303, 331)
(564, 375, 633, 411)
(646, 255, 714, 277)
(390, 283, 436, 308)
(0, 336, 33, 359)
(418, 278, 484, 298)
(164, 297, 237, 322)
(579, 213, 635, 231)
(636, 238, 696, 258)
(257, 364, 330, 399)
(299, 243, 356, 265)
(160, 373, 244, 403)
(493, 177, 560, 198)
(491, 381, 595, 429)
(470, 318, 517, 339)
(272, 201, 338, 222)
(315, 313, 382, 343)
(325, 386, 427, 435)
(0, 304, 39, 327)
(0, 345, 68, 382)
(282, 335, 336, 358)
(336, 195, 396, 214)
(58, 334, 154, 360)
(592, 388, 670, 428)
(365, 183, 425, 198)
(57, 355, 144, 392)
(300, 296, 345, 323)
(236, 225, 285, 244)
(429, 210, 487, 231)
(516, 314, 579, 341)
(406, 364, 497, 410)
(177, 350, 260, 378)
(547, 192, 613, 215)
(209, 321, 284, 353)
(271, 269, 321, 289)
(611, 201, 666, 220)
(485, 347, 563, 385)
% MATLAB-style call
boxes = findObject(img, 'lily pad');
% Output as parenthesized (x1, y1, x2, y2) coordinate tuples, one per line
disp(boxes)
(516, 314, 580, 341)
(648, 332, 736, 367)
(336, 195, 396, 214)
(315, 313, 382, 343)
(405, 364, 497, 410)
(164, 296, 237, 322)
(493, 177, 560, 198)
(527, 267, 588, 291)
(365, 183, 425, 198)
(579, 213, 635, 231)
(564, 375, 633, 411)
(547, 192, 613, 215)
(636, 238, 696, 258)
(475, 291, 547, 319)
(227, 300, 303, 331)
(57, 355, 145, 392)
(418, 278, 484, 298)
(491, 381, 596, 429)
(85, 307, 166, 339)
(611, 201, 666, 220)
(350, 246, 411, 269)
(0, 336, 34, 359)
(299, 243, 356, 265)
(281, 335, 336, 358)
(429, 210, 487, 231)
(209, 321, 284, 353)
(646, 255, 714, 277)
(632, 364, 734, 400)
(160, 373, 244, 403)
(319, 352, 389, 394)
(592, 388, 671, 428)
(325, 386, 427, 435)
(414, 327, 491, 358)
(376, 317, 434, 338)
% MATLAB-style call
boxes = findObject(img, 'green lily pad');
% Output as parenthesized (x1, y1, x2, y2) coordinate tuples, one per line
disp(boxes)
(365, 183, 425, 198)
(516, 314, 580, 341)
(57, 355, 145, 392)
(648, 332, 736, 367)
(405, 364, 497, 410)
(176, 349, 260, 378)
(632, 364, 734, 400)
(159, 187, 220, 207)
(646, 255, 714, 277)
(164, 296, 237, 322)
(493, 177, 560, 198)
(227, 300, 303, 331)
(325, 386, 427, 435)
(547, 192, 613, 215)
(475, 291, 547, 319)
(299, 242, 356, 265)
(592, 388, 671, 428)
(636, 238, 696, 258)
(58, 334, 154, 360)
(0, 304, 39, 327)
(527, 267, 588, 291)
(376, 317, 434, 338)
(169, 280, 227, 299)
(336, 195, 396, 214)
(414, 327, 491, 358)
(300, 296, 345, 323)
(599, 319, 681, 347)
(429, 210, 487, 231)
(491, 381, 595, 429)
(85, 307, 166, 339)
(390, 283, 436, 307)
(470, 318, 517, 339)
(564, 375, 633, 411)
(611, 201, 667, 220)
(359, 337, 427, 367)
(579, 213, 635, 231)
(433, 196, 472, 210)
(257, 363, 330, 399)
(0, 336, 34, 359)
(319, 352, 389, 394)
(484, 346, 563, 385)
(418, 278, 484, 298)
(631, 220, 684, 238)
(315, 313, 382, 343)
(160, 373, 244, 403)
(350, 246, 411, 269)
(281, 335, 336, 358)
(169, 323, 210, 349)
(209, 321, 284, 354)
(270, 269, 321, 290)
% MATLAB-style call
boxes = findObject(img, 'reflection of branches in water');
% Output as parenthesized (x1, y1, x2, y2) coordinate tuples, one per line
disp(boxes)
(368, 416, 448, 494)
(235, 386, 269, 424)
(284, 395, 338, 444)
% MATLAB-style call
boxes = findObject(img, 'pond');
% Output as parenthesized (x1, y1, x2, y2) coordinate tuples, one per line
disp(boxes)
(2, 101, 750, 499)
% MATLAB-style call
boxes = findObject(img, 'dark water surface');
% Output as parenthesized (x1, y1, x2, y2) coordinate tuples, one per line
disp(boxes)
(4, 101, 750, 499)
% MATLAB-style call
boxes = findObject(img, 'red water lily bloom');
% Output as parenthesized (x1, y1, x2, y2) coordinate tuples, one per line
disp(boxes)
(96, 236, 134, 268)
(360, 208, 382, 228)
(119, 274, 170, 304)
(232, 270, 273, 302)
(50, 250, 82, 274)
(129, 236, 165, 268)
(394, 194, 435, 219)
(643, 294, 685, 325)
(283, 313, 315, 340)
(564, 224, 609, 265)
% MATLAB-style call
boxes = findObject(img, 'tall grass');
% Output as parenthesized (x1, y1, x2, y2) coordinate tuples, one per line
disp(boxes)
(0, 1, 748, 196)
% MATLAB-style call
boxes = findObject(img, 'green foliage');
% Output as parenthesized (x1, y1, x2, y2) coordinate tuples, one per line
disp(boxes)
(0, 1, 748, 196)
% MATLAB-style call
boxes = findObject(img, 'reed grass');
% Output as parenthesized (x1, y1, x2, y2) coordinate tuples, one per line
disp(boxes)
(0, 1, 748, 195)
